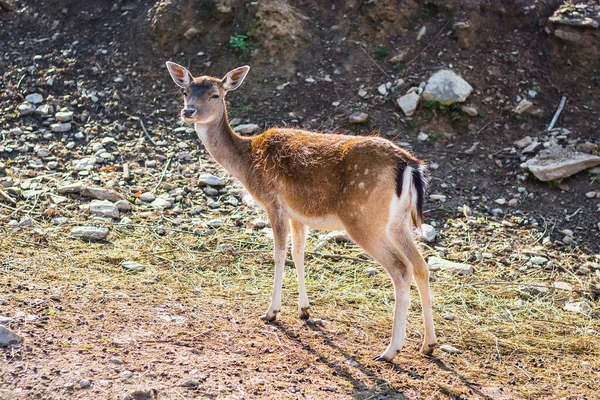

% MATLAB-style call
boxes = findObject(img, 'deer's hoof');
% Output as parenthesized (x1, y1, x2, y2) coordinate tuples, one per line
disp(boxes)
(261, 310, 278, 322)
(298, 307, 310, 320)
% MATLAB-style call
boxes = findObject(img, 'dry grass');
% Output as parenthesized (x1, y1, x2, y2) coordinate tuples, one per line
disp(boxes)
(0, 212, 599, 399)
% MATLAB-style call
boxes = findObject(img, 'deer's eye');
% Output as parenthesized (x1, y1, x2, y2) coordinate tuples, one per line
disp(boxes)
(211, 94, 219, 99)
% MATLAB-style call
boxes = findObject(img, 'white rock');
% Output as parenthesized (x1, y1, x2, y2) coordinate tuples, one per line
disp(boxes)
(70, 226, 109, 240)
(377, 84, 387, 95)
(585, 191, 597, 198)
(522, 145, 600, 181)
(494, 198, 506, 205)
(460, 105, 478, 116)
(439, 344, 461, 354)
(89, 200, 119, 218)
(25, 93, 43, 104)
(513, 99, 533, 115)
(358, 88, 368, 98)
(429, 194, 447, 202)
(18, 102, 36, 115)
(552, 282, 572, 291)
(199, 173, 225, 186)
(58, 183, 84, 195)
(365, 267, 380, 276)
(515, 136, 533, 149)
(234, 124, 259, 134)
(35, 104, 51, 115)
(422, 70, 473, 105)
(565, 301, 592, 315)
(151, 196, 172, 209)
(120, 370, 133, 379)
(428, 256, 473, 275)
(81, 187, 124, 201)
(139, 192, 156, 202)
(529, 256, 548, 265)
(0, 326, 23, 346)
(419, 224, 437, 243)
(397, 92, 420, 116)
(121, 261, 146, 272)
(73, 157, 97, 171)
(417, 26, 427, 41)
(115, 200, 132, 211)
(417, 132, 429, 142)
(348, 112, 369, 124)
(55, 111, 74, 122)
(319, 231, 350, 243)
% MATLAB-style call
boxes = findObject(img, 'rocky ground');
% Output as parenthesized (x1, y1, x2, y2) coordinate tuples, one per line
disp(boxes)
(1, 0, 600, 398)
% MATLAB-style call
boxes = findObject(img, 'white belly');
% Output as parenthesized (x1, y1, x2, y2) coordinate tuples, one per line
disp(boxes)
(285, 208, 345, 231)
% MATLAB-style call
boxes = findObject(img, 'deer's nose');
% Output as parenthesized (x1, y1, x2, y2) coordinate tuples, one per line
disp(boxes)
(182, 108, 196, 117)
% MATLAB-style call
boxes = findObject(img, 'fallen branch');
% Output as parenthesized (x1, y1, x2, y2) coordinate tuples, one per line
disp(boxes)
(139, 119, 157, 146)
(357, 43, 392, 80)
(547, 96, 567, 131)
(152, 157, 172, 193)
(406, 19, 451, 66)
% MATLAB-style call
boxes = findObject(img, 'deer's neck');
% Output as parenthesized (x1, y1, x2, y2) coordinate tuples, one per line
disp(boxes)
(194, 115, 252, 183)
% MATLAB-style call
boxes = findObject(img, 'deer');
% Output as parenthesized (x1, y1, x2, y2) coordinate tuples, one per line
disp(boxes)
(165, 61, 437, 362)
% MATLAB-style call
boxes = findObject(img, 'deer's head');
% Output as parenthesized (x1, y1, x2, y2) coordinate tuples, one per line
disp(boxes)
(166, 62, 250, 124)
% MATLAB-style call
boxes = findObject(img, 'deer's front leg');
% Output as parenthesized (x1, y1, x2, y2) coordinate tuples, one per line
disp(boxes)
(262, 208, 290, 322)
(290, 219, 309, 319)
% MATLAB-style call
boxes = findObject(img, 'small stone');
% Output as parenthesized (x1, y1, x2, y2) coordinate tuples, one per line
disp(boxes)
(520, 284, 550, 297)
(73, 157, 97, 171)
(0, 326, 23, 346)
(51, 217, 68, 225)
(565, 301, 592, 315)
(81, 187, 124, 201)
(585, 191, 597, 199)
(389, 51, 406, 63)
(358, 88, 368, 98)
(429, 194, 447, 202)
(35, 104, 51, 115)
(416, 26, 427, 41)
(348, 112, 369, 124)
(397, 92, 421, 117)
(90, 200, 119, 218)
(151, 197, 172, 209)
(377, 84, 387, 95)
(529, 256, 548, 266)
(422, 70, 473, 104)
(439, 344, 461, 354)
(513, 99, 533, 115)
(552, 282, 572, 291)
(120, 370, 133, 379)
(207, 219, 224, 227)
(25, 93, 43, 104)
(515, 136, 533, 149)
(70, 226, 109, 240)
(420, 224, 437, 243)
(18, 216, 35, 227)
(139, 192, 156, 202)
(364, 267, 380, 276)
(234, 124, 259, 134)
(508, 199, 519, 207)
(115, 199, 132, 212)
(183, 26, 200, 39)
(51, 123, 71, 133)
(55, 111, 74, 122)
(18, 102, 36, 115)
(428, 256, 473, 275)
(522, 146, 600, 181)
(576, 267, 590, 275)
(494, 198, 506, 205)
(179, 380, 201, 388)
(443, 312, 455, 321)
(460, 105, 478, 116)
(121, 261, 146, 272)
(198, 173, 225, 186)
(79, 379, 91, 388)
(417, 132, 429, 142)
(250, 219, 267, 229)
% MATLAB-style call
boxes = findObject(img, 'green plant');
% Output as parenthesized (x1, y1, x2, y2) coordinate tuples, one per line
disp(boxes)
(374, 45, 389, 60)
(229, 35, 248, 51)
(393, 62, 405, 71)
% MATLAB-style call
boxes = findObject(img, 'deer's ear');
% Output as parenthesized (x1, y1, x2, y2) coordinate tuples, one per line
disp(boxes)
(166, 61, 193, 88)
(221, 66, 250, 93)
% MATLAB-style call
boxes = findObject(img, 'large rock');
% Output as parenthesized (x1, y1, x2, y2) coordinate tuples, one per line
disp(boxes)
(522, 145, 600, 181)
(81, 187, 125, 201)
(70, 226, 109, 240)
(198, 173, 225, 186)
(421, 70, 473, 105)
(428, 256, 473, 275)
(89, 200, 120, 218)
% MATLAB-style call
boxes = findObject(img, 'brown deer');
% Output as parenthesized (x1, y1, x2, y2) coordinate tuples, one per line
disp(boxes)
(166, 62, 437, 361)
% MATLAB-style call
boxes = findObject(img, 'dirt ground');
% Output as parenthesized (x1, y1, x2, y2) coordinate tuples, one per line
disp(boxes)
(1, 0, 599, 399)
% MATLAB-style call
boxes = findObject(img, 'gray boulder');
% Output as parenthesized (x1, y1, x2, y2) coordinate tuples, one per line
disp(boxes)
(422, 70, 473, 105)
(522, 145, 600, 181)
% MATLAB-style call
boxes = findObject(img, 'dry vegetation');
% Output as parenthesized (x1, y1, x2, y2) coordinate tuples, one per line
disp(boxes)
(1, 210, 599, 399)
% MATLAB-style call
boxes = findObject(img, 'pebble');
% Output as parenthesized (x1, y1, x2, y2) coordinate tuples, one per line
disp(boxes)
(25, 93, 43, 104)
(89, 200, 120, 218)
(234, 124, 259, 134)
(110, 357, 124, 365)
(73, 157, 97, 171)
(565, 301, 592, 315)
(358, 88, 368, 98)
(552, 282, 572, 291)
(82, 187, 124, 201)
(120, 370, 133, 379)
(70, 226, 109, 240)
(428, 256, 473, 275)
(494, 198, 506, 205)
(460, 105, 478, 116)
(348, 112, 369, 124)
(179, 380, 201, 388)
(207, 219, 224, 227)
(78, 379, 92, 388)
(115, 199, 132, 211)
(529, 256, 548, 266)
(364, 267, 380, 276)
(417, 132, 429, 142)
(585, 191, 597, 198)
(139, 192, 156, 202)
(443, 312, 455, 321)
(199, 173, 225, 186)
(417, 26, 427, 41)
(0, 325, 23, 346)
(439, 344, 461, 354)
(377, 84, 387, 95)
(151, 197, 172, 209)
(397, 92, 420, 116)
(51, 123, 71, 133)
(55, 111, 74, 122)
(35, 104, 51, 115)
(121, 261, 146, 272)
(18, 216, 34, 227)
(18, 102, 36, 115)
(420, 223, 437, 243)
(429, 194, 447, 202)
